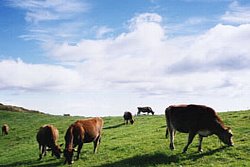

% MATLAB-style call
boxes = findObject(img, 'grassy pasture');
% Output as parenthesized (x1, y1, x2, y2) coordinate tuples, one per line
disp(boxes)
(0, 110, 249, 167)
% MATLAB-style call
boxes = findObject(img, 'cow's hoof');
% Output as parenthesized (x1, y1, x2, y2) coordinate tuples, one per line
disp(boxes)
(169, 144, 175, 150)
(198, 149, 203, 153)
(182, 149, 187, 153)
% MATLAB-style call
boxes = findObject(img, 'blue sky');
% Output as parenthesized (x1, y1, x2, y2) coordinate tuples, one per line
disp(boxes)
(1, 0, 250, 116)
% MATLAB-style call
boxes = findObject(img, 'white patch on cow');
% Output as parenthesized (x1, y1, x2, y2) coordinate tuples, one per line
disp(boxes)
(198, 130, 211, 137)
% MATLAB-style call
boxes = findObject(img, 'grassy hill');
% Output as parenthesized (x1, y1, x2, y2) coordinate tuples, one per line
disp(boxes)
(0, 109, 249, 167)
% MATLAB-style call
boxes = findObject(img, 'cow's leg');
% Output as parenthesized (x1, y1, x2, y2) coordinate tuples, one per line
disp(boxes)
(44, 146, 47, 157)
(165, 127, 168, 138)
(198, 135, 203, 152)
(93, 135, 101, 153)
(38, 144, 42, 160)
(40, 145, 46, 159)
(169, 128, 175, 150)
(76, 143, 83, 160)
(183, 132, 196, 153)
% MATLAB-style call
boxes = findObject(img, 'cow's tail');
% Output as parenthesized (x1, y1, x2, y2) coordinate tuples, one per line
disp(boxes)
(165, 106, 172, 139)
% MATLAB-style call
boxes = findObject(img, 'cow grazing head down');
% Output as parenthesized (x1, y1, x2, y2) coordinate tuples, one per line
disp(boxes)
(51, 144, 63, 159)
(123, 112, 134, 125)
(36, 125, 62, 160)
(63, 148, 75, 164)
(219, 127, 234, 146)
(165, 104, 234, 153)
(64, 117, 103, 165)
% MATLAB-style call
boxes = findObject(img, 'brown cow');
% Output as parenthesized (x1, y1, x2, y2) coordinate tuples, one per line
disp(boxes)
(2, 124, 9, 136)
(123, 111, 134, 124)
(36, 125, 62, 160)
(64, 117, 103, 164)
(137, 107, 154, 115)
(165, 104, 234, 153)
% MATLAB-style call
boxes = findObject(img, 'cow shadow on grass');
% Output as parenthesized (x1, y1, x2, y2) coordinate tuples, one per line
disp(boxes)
(186, 146, 228, 161)
(103, 123, 125, 130)
(95, 146, 228, 167)
(0, 158, 64, 167)
(95, 153, 181, 167)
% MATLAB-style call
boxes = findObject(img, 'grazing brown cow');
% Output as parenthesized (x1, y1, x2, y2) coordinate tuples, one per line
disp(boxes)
(64, 117, 103, 164)
(123, 111, 134, 124)
(36, 125, 62, 160)
(165, 104, 234, 153)
(137, 107, 154, 115)
(2, 124, 9, 136)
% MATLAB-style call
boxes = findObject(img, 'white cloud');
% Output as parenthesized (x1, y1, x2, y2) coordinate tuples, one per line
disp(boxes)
(3, 11, 250, 115)
(169, 24, 250, 73)
(95, 26, 113, 38)
(44, 13, 250, 100)
(8, 0, 89, 23)
(221, 1, 250, 24)
(8, 0, 89, 43)
(0, 59, 82, 91)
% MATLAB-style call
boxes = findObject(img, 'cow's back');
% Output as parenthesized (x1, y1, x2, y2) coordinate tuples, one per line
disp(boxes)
(37, 125, 59, 145)
(166, 104, 218, 133)
(124, 112, 132, 120)
(75, 117, 103, 143)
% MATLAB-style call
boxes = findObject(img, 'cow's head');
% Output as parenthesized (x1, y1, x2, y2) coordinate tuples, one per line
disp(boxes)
(48, 144, 63, 159)
(64, 148, 74, 164)
(130, 119, 134, 124)
(219, 127, 234, 146)
(54, 144, 63, 159)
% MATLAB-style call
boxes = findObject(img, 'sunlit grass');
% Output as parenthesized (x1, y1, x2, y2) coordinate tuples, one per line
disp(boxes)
(0, 110, 249, 166)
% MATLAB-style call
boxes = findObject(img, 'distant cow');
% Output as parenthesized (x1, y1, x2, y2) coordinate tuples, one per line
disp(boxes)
(123, 112, 134, 124)
(137, 107, 154, 115)
(36, 125, 62, 160)
(165, 104, 234, 153)
(2, 124, 9, 136)
(64, 117, 104, 164)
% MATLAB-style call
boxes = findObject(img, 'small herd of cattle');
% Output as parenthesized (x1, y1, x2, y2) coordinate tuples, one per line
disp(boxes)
(36, 117, 103, 164)
(1, 104, 234, 165)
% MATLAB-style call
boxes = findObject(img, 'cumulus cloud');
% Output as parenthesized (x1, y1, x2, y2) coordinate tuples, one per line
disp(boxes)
(168, 24, 250, 73)
(42, 12, 250, 100)
(0, 59, 82, 91)
(3, 12, 250, 100)
(2, 8, 250, 114)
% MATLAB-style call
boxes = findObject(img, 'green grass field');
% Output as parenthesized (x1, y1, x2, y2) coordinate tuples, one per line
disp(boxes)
(0, 109, 249, 167)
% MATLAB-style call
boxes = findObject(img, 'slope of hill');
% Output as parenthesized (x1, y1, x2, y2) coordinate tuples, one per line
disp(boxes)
(0, 109, 249, 166)
(0, 103, 43, 114)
